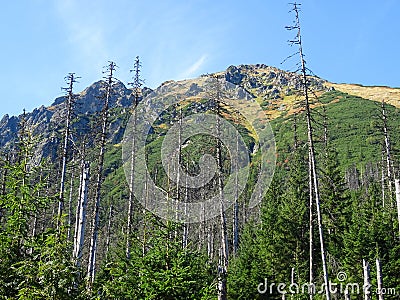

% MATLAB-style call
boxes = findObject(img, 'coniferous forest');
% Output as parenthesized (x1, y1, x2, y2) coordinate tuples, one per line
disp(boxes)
(1, 4, 400, 300)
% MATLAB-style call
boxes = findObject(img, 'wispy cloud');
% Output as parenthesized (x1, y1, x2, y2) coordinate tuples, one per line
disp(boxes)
(54, 0, 109, 74)
(178, 54, 208, 80)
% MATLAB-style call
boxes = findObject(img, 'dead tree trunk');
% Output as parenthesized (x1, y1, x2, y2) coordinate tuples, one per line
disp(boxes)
(32, 171, 43, 239)
(395, 179, 400, 239)
(87, 62, 116, 285)
(73, 161, 90, 267)
(308, 158, 314, 299)
(322, 106, 329, 155)
(126, 56, 143, 259)
(376, 258, 384, 300)
(382, 99, 394, 195)
(198, 202, 205, 252)
(287, 4, 330, 300)
(67, 169, 74, 241)
(58, 73, 77, 229)
(105, 204, 113, 259)
(182, 162, 189, 248)
(232, 133, 239, 255)
(363, 259, 371, 300)
(174, 106, 183, 239)
(344, 289, 350, 300)
(207, 223, 215, 260)
(382, 149, 386, 207)
(142, 171, 149, 256)
(212, 74, 229, 300)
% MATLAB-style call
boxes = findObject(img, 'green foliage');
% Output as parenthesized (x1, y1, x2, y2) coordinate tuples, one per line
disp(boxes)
(319, 144, 351, 261)
(10, 227, 82, 299)
(229, 168, 310, 300)
(272, 91, 400, 170)
(0, 136, 82, 299)
(96, 221, 216, 299)
(228, 221, 266, 300)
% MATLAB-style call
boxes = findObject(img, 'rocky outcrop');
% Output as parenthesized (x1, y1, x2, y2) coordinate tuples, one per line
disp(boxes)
(0, 79, 145, 159)
(224, 64, 328, 100)
(225, 65, 244, 85)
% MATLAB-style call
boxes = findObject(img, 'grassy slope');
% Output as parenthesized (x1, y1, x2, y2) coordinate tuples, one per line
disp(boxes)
(271, 90, 400, 171)
(328, 82, 400, 108)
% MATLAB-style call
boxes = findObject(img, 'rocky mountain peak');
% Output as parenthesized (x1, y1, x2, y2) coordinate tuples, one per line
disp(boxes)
(224, 64, 327, 99)
(0, 64, 343, 159)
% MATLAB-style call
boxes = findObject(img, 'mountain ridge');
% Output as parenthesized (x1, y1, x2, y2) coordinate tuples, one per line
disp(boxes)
(0, 63, 398, 162)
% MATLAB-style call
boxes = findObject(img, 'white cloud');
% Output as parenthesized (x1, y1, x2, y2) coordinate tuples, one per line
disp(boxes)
(178, 54, 208, 80)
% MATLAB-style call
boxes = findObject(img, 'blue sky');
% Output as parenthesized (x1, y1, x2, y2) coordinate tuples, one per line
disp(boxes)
(0, 0, 398, 118)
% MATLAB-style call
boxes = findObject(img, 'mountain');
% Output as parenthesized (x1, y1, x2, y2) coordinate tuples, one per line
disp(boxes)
(0, 64, 325, 150)
(0, 63, 398, 170)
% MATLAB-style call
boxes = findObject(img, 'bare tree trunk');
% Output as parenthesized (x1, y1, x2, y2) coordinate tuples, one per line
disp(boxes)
(217, 247, 228, 300)
(182, 202, 189, 248)
(142, 171, 148, 256)
(382, 99, 394, 195)
(32, 214, 38, 238)
(308, 69, 330, 300)
(382, 150, 386, 207)
(198, 161, 208, 252)
(73, 162, 84, 252)
(213, 75, 228, 300)
(198, 201, 205, 252)
(105, 204, 113, 259)
(58, 73, 77, 229)
(395, 179, 400, 239)
(288, 5, 330, 300)
(32, 171, 43, 239)
(376, 258, 384, 300)
(363, 259, 371, 300)
(182, 162, 189, 248)
(308, 148, 314, 299)
(87, 62, 115, 285)
(344, 289, 351, 300)
(291, 267, 295, 300)
(207, 223, 214, 260)
(73, 162, 90, 267)
(67, 169, 74, 240)
(126, 56, 143, 259)
(174, 106, 183, 239)
(232, 134, 239, 255)
(126, 98, 137, 259)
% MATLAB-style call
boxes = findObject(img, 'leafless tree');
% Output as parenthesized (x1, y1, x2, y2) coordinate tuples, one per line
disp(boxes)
(363, 259, 371, 300)
(209, 74, 229, 300)
(381, 99, 395, 202)
(126, 56, 143, 259)
(87, 61, 116, 286)
(376, 258, 384, 300)
(57, 73, 78, 230)
(395, 179, 400, 239)
(73, 161, 90, 267)
(286, 4, 330, 300)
